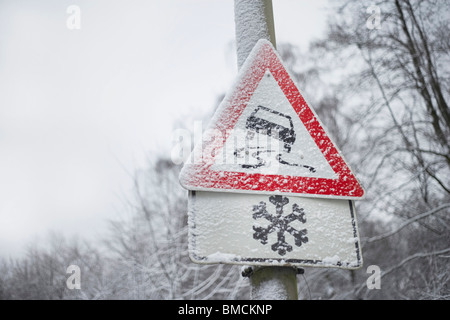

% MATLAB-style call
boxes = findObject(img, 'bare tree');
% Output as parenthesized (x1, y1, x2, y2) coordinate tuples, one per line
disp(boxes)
(290, 0, 450, 300)
(104, 158, 250, 299)
(0, 232, 109, 300)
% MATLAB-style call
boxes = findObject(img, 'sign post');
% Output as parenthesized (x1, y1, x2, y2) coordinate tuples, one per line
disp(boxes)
(240, 0, 298, 298)
(180, 0, 364, 299)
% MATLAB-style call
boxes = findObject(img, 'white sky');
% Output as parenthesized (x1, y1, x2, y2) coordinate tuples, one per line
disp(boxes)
(0, 0, 328, 258)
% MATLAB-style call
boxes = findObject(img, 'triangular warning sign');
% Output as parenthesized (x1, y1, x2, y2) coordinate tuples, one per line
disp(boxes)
(180, 39, 364, 199)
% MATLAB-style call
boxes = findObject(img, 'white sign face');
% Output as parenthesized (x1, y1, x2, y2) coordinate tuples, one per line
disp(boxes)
(188, 191, 363, 269)
(211, 70, 337, 179)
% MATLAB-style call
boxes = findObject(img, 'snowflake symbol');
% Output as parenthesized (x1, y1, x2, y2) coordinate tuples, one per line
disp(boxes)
(252, 195, 308, 256)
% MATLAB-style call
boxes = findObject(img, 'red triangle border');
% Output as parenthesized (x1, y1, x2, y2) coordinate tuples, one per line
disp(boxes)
(180, 40, 364, 199)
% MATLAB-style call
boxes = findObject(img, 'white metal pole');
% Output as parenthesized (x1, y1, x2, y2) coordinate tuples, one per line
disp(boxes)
(233, 0, 299, 300)
(234, 0, 276, 69)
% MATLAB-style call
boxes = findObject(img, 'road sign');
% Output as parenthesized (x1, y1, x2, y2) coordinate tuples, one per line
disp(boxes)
(180, 39, 364, 269)
(179, 39, 364, 200)
(188, 191, 362, 269)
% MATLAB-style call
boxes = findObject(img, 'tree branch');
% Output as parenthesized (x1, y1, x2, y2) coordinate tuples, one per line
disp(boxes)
(364, 203, 450, 243)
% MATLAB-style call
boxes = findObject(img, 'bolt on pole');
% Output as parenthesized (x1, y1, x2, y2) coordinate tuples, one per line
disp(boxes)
(233, 0, 299, 300)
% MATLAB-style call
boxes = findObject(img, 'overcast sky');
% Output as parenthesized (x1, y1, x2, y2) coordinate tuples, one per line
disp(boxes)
(0, 0, 328, 258)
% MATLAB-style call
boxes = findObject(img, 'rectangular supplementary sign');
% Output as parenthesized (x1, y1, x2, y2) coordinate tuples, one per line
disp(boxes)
(188, 191, 362, 269)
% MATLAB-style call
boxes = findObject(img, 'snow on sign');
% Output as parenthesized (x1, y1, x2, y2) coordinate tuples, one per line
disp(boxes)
(188, 191, 362, 269)
(179, 39, 364, 199)
(180, 39, 364, 269)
